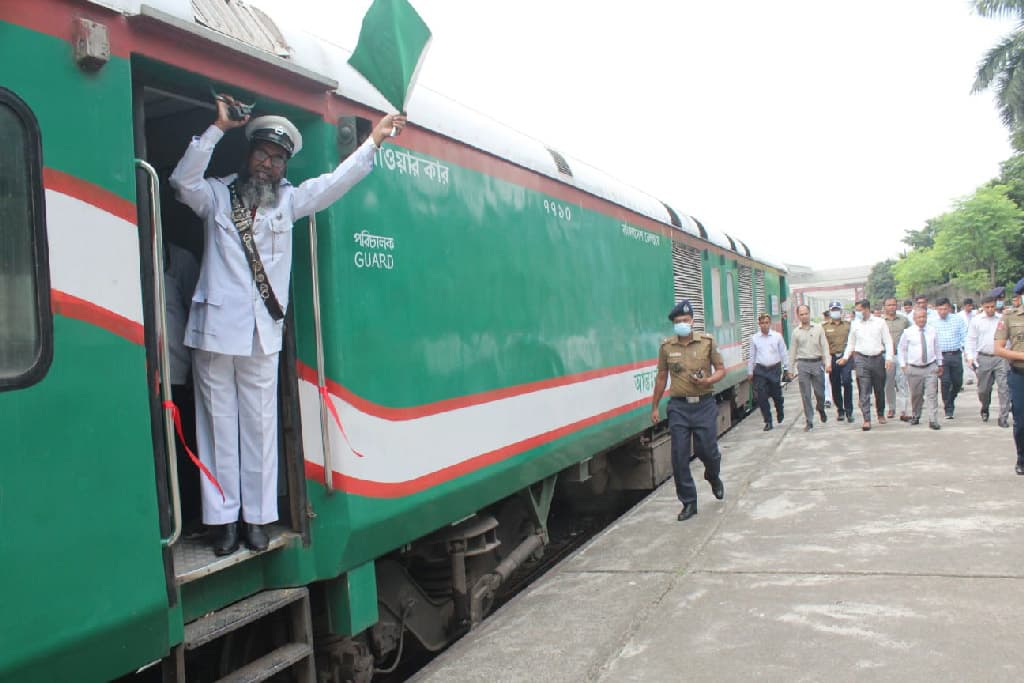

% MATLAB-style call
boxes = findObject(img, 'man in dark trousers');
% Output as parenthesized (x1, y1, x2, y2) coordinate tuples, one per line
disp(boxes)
(824, 300, 854, 422)
(651, 301, 726, 522)
(747, 313, 788, 431)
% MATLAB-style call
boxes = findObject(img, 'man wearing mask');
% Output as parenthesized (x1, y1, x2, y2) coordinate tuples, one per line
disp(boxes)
(933, 297, 967, 419)
(838, 299, 894, 431)
(824, 301, 854, 422)
(651, 301, 726, 522)
(966, 295, 1010, 427)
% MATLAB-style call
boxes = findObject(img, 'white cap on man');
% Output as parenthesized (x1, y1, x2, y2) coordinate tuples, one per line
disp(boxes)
(245, 115, 302, 157)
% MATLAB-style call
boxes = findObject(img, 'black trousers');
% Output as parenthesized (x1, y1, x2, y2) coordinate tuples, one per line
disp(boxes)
(830, 352, 854, 416)
(668, 396, 722, 505)
(940, 351, 963, 416)
(753, 363, 783, 424)
(171, 383, 201, 530)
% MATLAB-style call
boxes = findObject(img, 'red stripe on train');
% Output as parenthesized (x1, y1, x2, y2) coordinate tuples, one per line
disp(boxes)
(51, 290, 144, 345)
(43, 167, 138, 225)
(303, 396, 650, 497)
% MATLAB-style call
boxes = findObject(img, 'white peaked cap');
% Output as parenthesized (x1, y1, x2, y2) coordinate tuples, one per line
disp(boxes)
(245, 115, 302, 157)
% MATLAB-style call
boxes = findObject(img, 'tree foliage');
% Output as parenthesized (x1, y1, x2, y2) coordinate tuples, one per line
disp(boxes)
(973, 1, 1024, 134)
(865, 260, 896, 304)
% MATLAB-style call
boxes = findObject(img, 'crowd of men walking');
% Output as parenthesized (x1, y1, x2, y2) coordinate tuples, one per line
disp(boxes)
(748, 284, 1024, 477)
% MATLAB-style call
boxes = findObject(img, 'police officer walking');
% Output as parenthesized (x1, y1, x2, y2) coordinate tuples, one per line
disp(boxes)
(994, 278, 1024, 475)
(824, 301, 854, 422)
(651, 301, 726, 521)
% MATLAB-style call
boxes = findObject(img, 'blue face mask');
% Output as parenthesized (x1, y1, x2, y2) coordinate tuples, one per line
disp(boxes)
(674, 322, 692, 337)
(997, 301, 1005, 310)
(855, 311, 865, 321)
(829, 310, 841, 320)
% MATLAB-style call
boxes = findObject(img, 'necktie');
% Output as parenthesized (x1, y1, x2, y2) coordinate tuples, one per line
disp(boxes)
(920, 327, 928, 365)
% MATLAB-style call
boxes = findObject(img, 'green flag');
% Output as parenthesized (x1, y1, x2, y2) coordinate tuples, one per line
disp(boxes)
(348, 0, 432, 112)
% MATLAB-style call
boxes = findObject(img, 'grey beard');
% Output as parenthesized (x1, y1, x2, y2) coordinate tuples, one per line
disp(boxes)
(237, 175, 280, 209)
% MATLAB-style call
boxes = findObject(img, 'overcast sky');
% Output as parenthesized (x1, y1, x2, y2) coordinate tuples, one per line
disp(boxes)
(254, 0, 1017, 270)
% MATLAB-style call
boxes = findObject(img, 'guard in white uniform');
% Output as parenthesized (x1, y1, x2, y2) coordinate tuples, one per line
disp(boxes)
(170, 93, 406, 555)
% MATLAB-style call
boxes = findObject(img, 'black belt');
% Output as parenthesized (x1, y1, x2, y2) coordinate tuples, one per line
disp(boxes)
(941, 350, 961, 355)
(978, 352, 994, 357)
(797, 357, 822, 362)
(670, 394, 713, 404)
(857, 352, 883, 358)
(909, 361, 935, 368)
(756, 363, 781, 370)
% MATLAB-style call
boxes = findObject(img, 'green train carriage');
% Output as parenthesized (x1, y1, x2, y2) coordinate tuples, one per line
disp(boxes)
(0, 1, 787, 680)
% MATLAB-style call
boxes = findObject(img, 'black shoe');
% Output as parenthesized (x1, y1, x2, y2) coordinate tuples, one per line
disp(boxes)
(911, 417, 920, 425)
(710, 478, 725, 500)
(763, 423, 773, 431)
(244, 523, 270, 552)
(825, 400, 833, 409)
(945, 415, 954, 420)
(818, 407, 828, 423)
(846, 415, 854, 423)
(677, 503, 698, 521)
(837, 411, 845, 420)
(804, 423, 813, 432)
(776, 409, 784, 423)
(999, 416, 1010, 428)
(212, 522, 240, 556)
(1016, 461, 1024, 475)
(981, 409, 989, 422)
(929, 421, 941, 430)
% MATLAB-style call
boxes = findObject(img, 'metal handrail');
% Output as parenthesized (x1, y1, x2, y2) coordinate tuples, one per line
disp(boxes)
(309, 213, 334, 493)
(136, 159, 182, 546)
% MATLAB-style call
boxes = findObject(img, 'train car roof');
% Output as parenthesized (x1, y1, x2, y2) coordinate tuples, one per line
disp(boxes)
(87, 0, 785, 272)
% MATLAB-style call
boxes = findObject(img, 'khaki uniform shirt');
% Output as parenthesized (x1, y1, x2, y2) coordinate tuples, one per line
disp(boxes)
(884, 315, 910, 349)
(788, 323, 830, 368)
(658, 333, 724, 397)
(823, 319, 851, 355)
(994, 308, 1024, 370)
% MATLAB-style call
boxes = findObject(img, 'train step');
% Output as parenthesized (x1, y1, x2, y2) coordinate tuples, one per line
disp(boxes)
(177, 586, 315, 683)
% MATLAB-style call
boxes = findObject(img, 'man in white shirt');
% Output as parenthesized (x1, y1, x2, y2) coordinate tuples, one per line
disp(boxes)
(959, 298, 977, 387)
(966, 295, 1010, 427)
(899, 308, 943, 429)
(838, 299, 894, 431)
(748, 313, 789, 431)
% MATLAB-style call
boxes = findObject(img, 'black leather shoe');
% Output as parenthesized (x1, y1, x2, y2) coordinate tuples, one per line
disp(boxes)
(818, 407, 828, 423)
(213, 523, 240, 556)
(764, 423, 773, 431)
(677, 503, 698, 521)
(1016, 461, 1024, 475)
(999, 416, 1010, 428)
(710, 478, 724, 500)
(776, 410, 784, 423)
(245, 523, 270, 552)
(837, 411, 845, 420)
(981, 409, 989, 422)
(911, 417, 920, 425)
(846, 415, 854, 423)
(929, 421, 941, 430)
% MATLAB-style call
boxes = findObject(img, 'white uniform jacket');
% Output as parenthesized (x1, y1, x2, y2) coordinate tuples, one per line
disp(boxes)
(169, 125, 378, 355)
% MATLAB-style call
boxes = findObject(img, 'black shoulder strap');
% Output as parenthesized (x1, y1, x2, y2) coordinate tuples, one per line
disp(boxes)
(227, 181, 285, 321)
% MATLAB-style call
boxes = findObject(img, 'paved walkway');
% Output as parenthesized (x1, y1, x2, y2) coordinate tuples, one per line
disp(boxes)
(415, 383, 1024, 682)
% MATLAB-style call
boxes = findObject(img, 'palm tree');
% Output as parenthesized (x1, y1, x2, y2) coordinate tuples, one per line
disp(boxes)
(973, 1, 1024, 131)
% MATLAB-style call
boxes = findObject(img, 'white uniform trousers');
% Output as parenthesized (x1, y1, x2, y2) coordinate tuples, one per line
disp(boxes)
(193, 348, 280, 525)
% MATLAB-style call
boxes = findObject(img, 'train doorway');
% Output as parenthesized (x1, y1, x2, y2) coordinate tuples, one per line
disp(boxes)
(130, 69, 309, 587)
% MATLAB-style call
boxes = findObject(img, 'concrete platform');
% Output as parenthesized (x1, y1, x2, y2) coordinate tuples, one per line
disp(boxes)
(414, 383, 1023, 682)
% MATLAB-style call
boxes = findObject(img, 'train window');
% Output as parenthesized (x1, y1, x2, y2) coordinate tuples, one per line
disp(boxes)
(0, 88, 52, 391)
(710, 267, 723, 326)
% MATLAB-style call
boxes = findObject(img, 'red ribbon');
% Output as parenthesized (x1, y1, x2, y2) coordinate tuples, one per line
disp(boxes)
(318, 385, 366, 460)
(162, 400, 225, 502)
